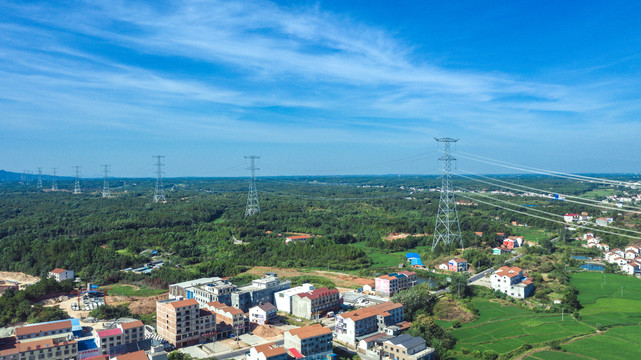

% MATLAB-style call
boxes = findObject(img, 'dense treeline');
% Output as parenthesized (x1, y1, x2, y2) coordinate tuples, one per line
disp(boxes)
(0, 175, 634, 288)
(0, 278, 74, 326)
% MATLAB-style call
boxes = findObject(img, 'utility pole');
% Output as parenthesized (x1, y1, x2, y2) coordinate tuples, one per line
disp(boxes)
(51, 168, 58, 191)
(102, 165, 111, 198)
(153, 155, 166, 203)
(432, 138, 463, 250)
(561, 307, 564, 322)
(37, 167, 43, 189)
(244, 155, 260, 217)
(73, 166, 82, 194)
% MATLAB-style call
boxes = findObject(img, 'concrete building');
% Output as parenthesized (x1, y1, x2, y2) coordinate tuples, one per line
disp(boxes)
(274, 284, 314, 313)
(381, 334, 434, 360)
(0, 337, 78, 360)
(156, 298, 216, 348)
(169, 277, 237, 306)
(14, 320, 74, 342)
(284, 324, 332, 360)
(206, 301, 246, 338)
(291, 287, 341, 320)
(334, 302, 405, 345)
(249, 303, 277, 325)
(247, 343, 287, 360)
(231, 273, 291, 312)
(94, 320, 150, 356)
(448, 258, 468, 272)
(490, 266, 533, 299)
(48, 268, 75, 282)
(375, 271, 417, 298)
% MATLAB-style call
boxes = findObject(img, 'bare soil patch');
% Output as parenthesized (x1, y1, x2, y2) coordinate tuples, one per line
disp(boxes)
(105, 293, 168, 315)
(243, 266, 373, 289)
(433, 298, 475, 323)
(252, 324, 284, 339)
(0, 272, 40, 289)
(384, 233, 428, 241)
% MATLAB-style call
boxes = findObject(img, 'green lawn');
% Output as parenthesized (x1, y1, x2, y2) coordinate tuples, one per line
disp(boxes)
(105, 284, 167, 297)
(561, 325, 641, 359)
(507, 225, 554, 243)
(572, 272, 641, 327)
(351, 241, 431, 269)
(451, 300, 592, 355)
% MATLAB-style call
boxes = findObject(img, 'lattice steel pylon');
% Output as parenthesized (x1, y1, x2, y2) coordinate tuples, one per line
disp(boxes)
(153, 155, 166, 203)
(102, 164, 111, 198)
(73, 166, 82, 194)
(51, 168, 58, 191)
(244, 155, 260, 217)
(432, 137, 463, 250)
(37, 167, 43, 189)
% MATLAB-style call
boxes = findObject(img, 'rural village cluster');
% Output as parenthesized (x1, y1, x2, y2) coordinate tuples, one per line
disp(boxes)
(4, 218, 631, 360)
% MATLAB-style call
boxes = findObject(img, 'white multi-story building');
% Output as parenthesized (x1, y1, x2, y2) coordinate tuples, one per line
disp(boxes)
(284, 324, 332, 360)
(48, 268, 74, 282)
(334, 302, 404, 345)
(490, 266, 533, 299)
(274, 284, 314, 313)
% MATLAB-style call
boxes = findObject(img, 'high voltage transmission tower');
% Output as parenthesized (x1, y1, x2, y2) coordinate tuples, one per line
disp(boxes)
(73, 166, 82, 194)
(432, 138, 463, 250)
(51, 168, 58, 191)
(37, 167, 43, 189)
(153, 155, 166, 203)
(244, 155, 260, 217)
(102, 165, 111, 198)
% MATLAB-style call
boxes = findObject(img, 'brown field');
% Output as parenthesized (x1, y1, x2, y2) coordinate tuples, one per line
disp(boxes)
(0, 271, 40, 289)
(242, 266, 373, 289)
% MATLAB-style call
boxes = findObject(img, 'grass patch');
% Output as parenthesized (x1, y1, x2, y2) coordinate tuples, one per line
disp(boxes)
(285, 275, 336, 289)
(525, 350, 584, 359)
(105, 284, 167, 297)
(561, 325, 641, 359)
(451, 300, 593, 355)
(571, 272, 641, 327)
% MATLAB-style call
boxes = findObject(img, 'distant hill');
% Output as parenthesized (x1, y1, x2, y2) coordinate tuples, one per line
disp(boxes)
(0, 170, 23, 182)
(0, 170, 73, 182)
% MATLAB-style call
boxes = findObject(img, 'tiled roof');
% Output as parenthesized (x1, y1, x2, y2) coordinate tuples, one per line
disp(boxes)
(17, 339, 76, 352)
(286, 324, 331, 340)
(256, 302, 277, 312)
(169, 299, 198, 308)
(340, 302, 403, 322)
(207, 301, 226, 309)
(15, 320, 72, 337)
(297, 287, 339, 300)
(254, 343, 287, 358)
(451, 258, 467, 263)
(119, 320, 144, 330)
(50, 268, 67, 274)
(114, 350, 149, 360)
(97, 328, 122, 338)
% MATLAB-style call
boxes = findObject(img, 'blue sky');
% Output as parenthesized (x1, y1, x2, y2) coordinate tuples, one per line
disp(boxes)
(2, 0, 641, 177)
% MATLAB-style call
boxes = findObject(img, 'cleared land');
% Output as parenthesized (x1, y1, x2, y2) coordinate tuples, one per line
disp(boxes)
(0, 271, 40, 289)
(242, 266, 373, 289)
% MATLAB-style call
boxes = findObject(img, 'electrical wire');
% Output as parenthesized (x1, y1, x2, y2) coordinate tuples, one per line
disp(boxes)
(458, 193, 641, 241)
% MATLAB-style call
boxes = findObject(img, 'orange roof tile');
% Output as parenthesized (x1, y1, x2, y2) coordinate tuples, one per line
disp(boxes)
(15, 320, 72, 337)
(114, 350, 148, 360)
(286, 324, 331, 340)
(340, 302, 403, 322)
(169, 299, 198, 308)
(254, 343, 287, 358)
(50, 268, 67, 274)
(120, 320, 144, 330)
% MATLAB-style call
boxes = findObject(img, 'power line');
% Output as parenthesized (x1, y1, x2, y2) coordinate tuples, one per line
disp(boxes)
(457, 170, 641, 214)
(458, 193, 641, 240)
(458, 151, 631, 187)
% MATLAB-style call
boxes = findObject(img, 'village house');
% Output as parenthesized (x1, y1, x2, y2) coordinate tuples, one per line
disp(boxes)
(503, 236, 524, 249)
(334, 302, 405, 346)
(249, 303, 277, 325)
(375, 271, 417, 298)
(274, 284, 314, 313)
(284, 324, 333, 360)
(247, 343, 287, 360)
(206, 301, 246, 338)
(381, 333, 435, 360)
(156, 298, 216, 348)
(490, 266, 533, 299)
(48, 268, 74, 282)
(448, 258, 468, 272)
(291, 287, 341, 320)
